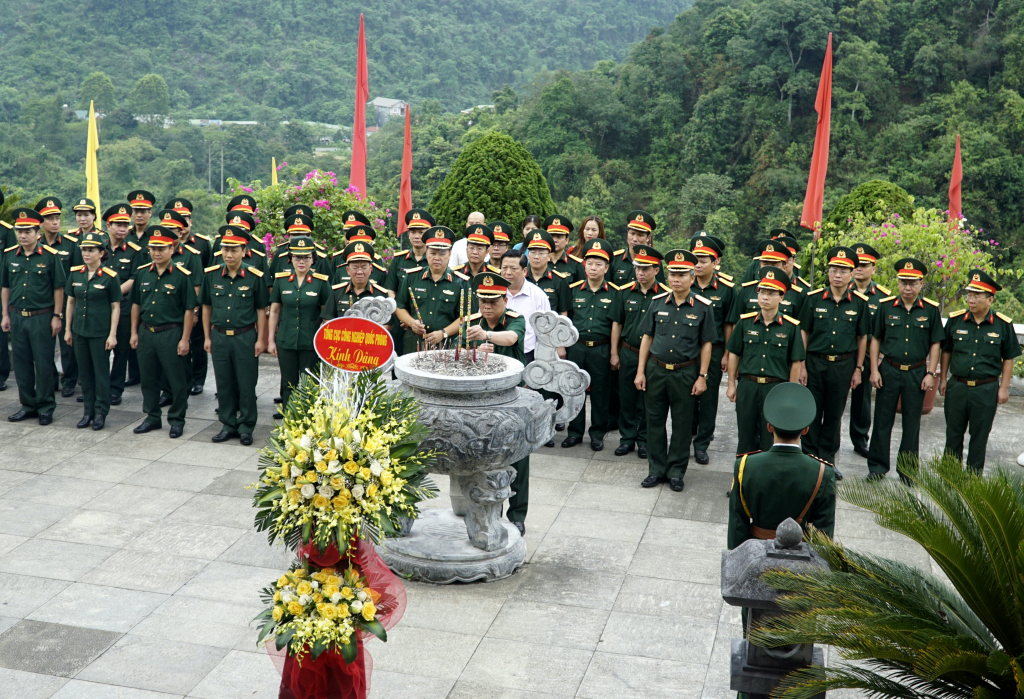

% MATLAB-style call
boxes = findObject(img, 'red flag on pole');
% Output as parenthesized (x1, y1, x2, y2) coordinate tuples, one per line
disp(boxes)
(948, 134, 962, 223)
(349, 14, 369, 199)
(397, 106, 413, 236)
(800, 33, 833, 240)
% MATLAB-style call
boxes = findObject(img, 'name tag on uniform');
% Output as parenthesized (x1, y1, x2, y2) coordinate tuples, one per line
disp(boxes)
(600, 298, 611, 303)
(119, 258, 130, 263)
(658, 312, 669, 316)
(72, 282, 83, 287)
(988, 332, 1000, 337)
(627, 300, 637, 304)
(747, 330, 759, 335)
(214, 284, 224, 289)
(306, 291, 318, 296)
(845, 310, 858, 315)
(443, 290, 454, 295)
(815, 307, 827, 312)
(956, 329, 968, 334)
(916, 316, 927, 322)
(282, 290, 293, 295)
(575, 298, 585, 303)
(415, 288, 426, 293)
(686, 314, 697, 319)
(238, 286, 249, 291)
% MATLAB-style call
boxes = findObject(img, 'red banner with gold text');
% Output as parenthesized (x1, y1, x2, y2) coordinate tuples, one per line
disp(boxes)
(314, 317, 393, 372)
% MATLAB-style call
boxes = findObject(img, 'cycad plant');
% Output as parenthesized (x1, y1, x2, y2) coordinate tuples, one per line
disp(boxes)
(750, 452, 1024, 699)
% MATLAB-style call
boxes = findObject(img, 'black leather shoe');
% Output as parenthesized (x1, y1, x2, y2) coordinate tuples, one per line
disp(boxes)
(637, 446, 647, 459)
(38, 413, 53, 426)
(866, 472, 885, 482)
(554, 422, 565, 432)
(853, 444, 870, 458)
(544, 440, 554, 448)
(92, 415, 105, 431)
(0, 379, 6, 390)
(640, 475, 665, 488)
(190, 384, 204, 395)
(169, 425, 183, 439)
(8, 410, 38, 422)
(158, 394, 172, 407)
(669, 477, 685, 492)
(77, 395, 84, 402)
(590, 440, 604, 452)
(124, 378, 140, 387)
(833, 467, 844, 482)
(110, 394, 122, 406)
(273, 396, 283, 404)
(61, 386, 75, 398)
(561, 436, 581, 448)
(272, 411, 283, 420)
(510, 520, 525, 536)
(134, 421, 160, 434)
(240, 433, 253, 446)
(212, 429, 237, 443)
(77, 415, 93, 429)
(614, 444, 634, 456)
(694, 449, 709, 465)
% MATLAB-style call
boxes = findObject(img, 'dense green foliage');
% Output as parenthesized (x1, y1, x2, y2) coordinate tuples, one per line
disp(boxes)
(821, 180, 915, 234)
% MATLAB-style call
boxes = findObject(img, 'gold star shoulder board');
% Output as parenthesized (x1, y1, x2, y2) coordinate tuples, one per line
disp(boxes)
(659, 283, 672, 293)
(4, 244, 18, 252)
(741, 280, 758, 287)
(371, 281, 389, 293)
(569, 279, 586, 288)
(140, 261, 154, 270)
(175, 263, 192, 275)
(880, 295, 897, 302)
(718, 272, 734, 281)
(613, 249, 625, 256)
(405, 266, 423, 274)
(181, 244, 198, 255)
(70, 264, 85, 272)
(127, 241, 142, 251)
(468, 312, 482, 321)
(251, 248, 266, 257)
(0, 220, 11, 229)
(506, 310, 521, 318)
(853, 291, 869, 302)
(653, 291, 670, 300)
(205, 264, 222, 273)
(194, 233, 211, 241)
(275, 271, 290, 278)
(332, 283, 345, 290)
(621, 281, 636, 291)
(997, 311, 1013, 323)
(316, 250, 327, 258)
(924, 297, 940, 307)
(608, 282, 621, 291)
(718, 278, 734, 288)
(488, 265, 501, 273)
(791, 286, 803, 294)
(64, 233, 79, 243)
(783, 314, 800, 325)
(41, 244, 59, 254)
(568, 254, 583, 263)
(373, 263, 387, 273)
(798, 276, 810, 286)
(393, 250, 410, 257)
(452, 270, 469, 281)
(332, 249, 345, 258)
(809, 288, 825, 296)
(312, 272, 329, 281)
(103, 267, 119, 277)
(246, 266, 263, 278)
(694, 294, 711, 305)
(740, 311, 757, 319)
(876, 284, 890, 295)
(552, 270, 569, 279)
(948, 308, 967, 318)
(213, 250, 222, 257)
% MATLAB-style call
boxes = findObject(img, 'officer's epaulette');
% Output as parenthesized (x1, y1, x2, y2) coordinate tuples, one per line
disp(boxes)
(875, 283, 890, 295)
(246, 266, 263, 278)
(3, 244, 18, 253)
(41, 244, 59, 254)
(739, 311, 757, 319)
(0, 220, 11, 229)
(204, 264, 222, 273)
(332, 249, 345, 258)
(316, 250, 327, 258)
(607, 282, 621, 291)
(948, 308, 967, 318)
(783, 314, 800, 325)
(653, 291, 670, 300)
(808, 454, 836, 470)
(790, 285, 803, 294)
(568, 254, 583, 263)
(487, 265, 501, 274)
(997, 311, 1013, 323)
(406, 266, 423, 274)
(373, 263, 387, 273)
(393, 250, 410, 257)
(736, 450, 762, 458)
(718, 272, 733, 281)
(468, 312, 482, 321)
(809, 288, 825, 296)
(139, 261, 155, 270)
(64, 233, 79, 243)
(505, 310, 521, 318)
(741, 280, 758, 287)
(880, 295, 897, 302)
(175, 263, 192, 275)
(621, 281, 637, 291)
(275, 271, 290, 278)
(184, 244, 200, 255)
(718, 278, 734, 288)
(923, 297, 940, 307)
(251, 248, 266, 257)
(694, 293, 711, 305)
(853, 290, 869, 302)
(332, 282, 345, 290)
(552, 270, 569, 279)
(452, 270, 470, 281)
(194, 233, 211, 242)
(127, 241, 142, 251)
(70, 264, 85, 272)
(658, 283, 671, 293)
(569, 279, 586, 288)
(613, 249, 625, 256)
(798, 276, 810, 286)
(371, 281, 388, 293)
(312, 272, 329, 281)
(213, 250, 222, 257)
(102, 267, 118, 277)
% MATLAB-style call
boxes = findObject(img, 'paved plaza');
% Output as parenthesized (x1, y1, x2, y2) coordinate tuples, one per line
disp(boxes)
(0, 357, 1021, 698)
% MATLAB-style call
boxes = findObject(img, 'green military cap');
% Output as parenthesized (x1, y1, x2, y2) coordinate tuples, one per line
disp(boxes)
(825, 246, 858, 269)
(284, 214, 313, 234)
(157, 209, 188, 230)
(625, 210, 656, 233)
(423, 225, 455, 249)
(405, 209, 434, 229)
(226, 194, 256, 213)
(288, 235, 316, 254)
(543, 214, 573, 235)
(768, 228, 791, 239)
(525, 230, 554, 251)
(339, 209, 370, 228)
(489, 221, 512, 243)
(758, 266, 791, 293)
(632, 245, 663, 267)
(894, 257, 927, 280)
(145, 225, 177, 246)
(127, 190, 156, 209)
(852, 243, 880, 265)
(11, 207, 43, 228)
(72, 198, 97, 213)
(78, 231, 106, 248)
(217, 225, 249, 245)
(776, 236, 801, 255)
(102, 204, 132, 223)
(757, 239, 792, 263)
(691, 230, 726, 250)
(226, 211, 256, 232)
(165, 198, 194, 215)
(344, 225, 376, 243)
(473, 271, 510, 298)
(764, 382, 816, 432)
(464, 224, 494, 246)
(342, 241, 374, 263)
(664, 249, 697, 271)
(964, 268, 1001, 294)
(286, 204, 315, 220)
(35, 197, 63, 216)
(581, 238, 613, 261)
(690, 235, 723, 259)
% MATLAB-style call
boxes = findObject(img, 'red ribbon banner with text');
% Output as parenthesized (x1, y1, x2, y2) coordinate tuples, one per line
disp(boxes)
(314, 317, 393, 372)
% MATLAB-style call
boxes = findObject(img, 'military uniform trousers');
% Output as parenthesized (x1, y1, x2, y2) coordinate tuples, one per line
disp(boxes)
(645, 359, 699, 479)
(74, 334, 111, 417)
(212, 327, 259, 434)
(867, 362, 926, 476)
(506, 455, 529, 523)
(692, 343, 725, 451)
(55, 309, 78, 392)
(110, 315, 132, 398)
(0, 329, 10, 382)
(278, 348, 319, 409)
(138, 325, 190, 428)
(616, 345, 647, 448)
(10, 313, 57, 415)
(189, 320, 208, 388)
(567, 342, 611, 441)
(943, 379, 999, 473)
(848, 368, 872, 450)
(802, 353, 857, 466)
(735, 376, 779, 456)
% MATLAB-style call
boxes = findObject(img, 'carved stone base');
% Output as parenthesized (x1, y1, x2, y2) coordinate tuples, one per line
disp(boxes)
(376, 508, 526, 584)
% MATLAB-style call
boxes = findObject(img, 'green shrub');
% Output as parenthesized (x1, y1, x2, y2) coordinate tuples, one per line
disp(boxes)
(822, 179, 914, 236)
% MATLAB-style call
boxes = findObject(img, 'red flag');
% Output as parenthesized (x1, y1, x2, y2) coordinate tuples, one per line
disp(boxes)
(800, 33, 833, 240)
(948, 134, 962, 223)
(349, 14, 369, 199)
(397, 106, 413, 235)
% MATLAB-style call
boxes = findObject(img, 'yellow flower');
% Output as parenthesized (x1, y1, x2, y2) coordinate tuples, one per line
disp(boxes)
(312, 494, 330, 509)
(273, 591, 282, 602)
(281, 463, 291, 479)
(296, 581, 313, 596)
(361, 601, 376, 621)
(336, 603, 351, 617)
(326, 449, 338, 462)
(380, 471, 393, 487)
(288, 490, 301, 505)
(277, 575, 290, 587)
(286, 445, 297, 457)
(341, 587, 354, 600)
(332, 491, 351, 510)
(272, 605, 284, 621)
(330, 475, 346, 489)
(295, 452, 309, 464)
(325, 575, 341, 587)
(287, 600, 303, 616)
(315, 461, 328, 473)
(359, 467, 372, 481)
(366, 484, 379, 499)
(320, 603, 339, 620)
(313, 593, 323, 603)
(323, 585, 339, 599)
(343, 460, 359, 475)
(292, 568, 307, 577)
(311, 572, 326, 583)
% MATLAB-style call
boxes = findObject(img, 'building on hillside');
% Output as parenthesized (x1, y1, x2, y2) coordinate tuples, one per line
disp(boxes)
(461, 105, 495, 114)
(369, 98, 407, 127)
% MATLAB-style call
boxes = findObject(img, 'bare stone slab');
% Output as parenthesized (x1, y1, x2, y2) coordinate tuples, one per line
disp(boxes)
(77, 634, 228, 695)
(187, 649, 279, 699)
(530, 535, 637, 574)
(164, 494, 256, 529)
(126, 521, 246, 560)
(651, 470, 732, 523)
(511, 563, 624, 610)
(0, 573, 70, 617)
(577, 651, 706, 699)
(126, 461, 228, 492)
(369, 625, 481, 679)
(460, 637, 592, 697)
(613, 575, 723, 622)
(3, 474, 115, 508)
(628, 542, 722, 584)
(51, 680, 182, 698)
(27, 583, 167, 632)
(80, 550, 208, 594)
(0, 499, 75, 537)
(0, 620, 121, 677)
(564, 482, 659, 514)
(83, 484, 195, 518)
(0, 667, 69, 699)
(546, 507, 650, 543)
(49, 452, 154, 482)
(38, 510, 156, 548)
(368, 670, 455, 699)
(200, 469, 260, 498)
(486, 600, 609, 650)
(0, 539, 116, 581)
(215, 529, 296, 569)
(599, 611, 718, 663)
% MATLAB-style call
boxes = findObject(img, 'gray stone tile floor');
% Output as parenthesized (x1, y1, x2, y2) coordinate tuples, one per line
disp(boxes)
(1, 356, 1021, 698)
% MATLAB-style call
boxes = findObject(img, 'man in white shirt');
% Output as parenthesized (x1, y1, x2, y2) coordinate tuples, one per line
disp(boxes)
(449, 211, 486, 268)
(500, 249, 551, 358)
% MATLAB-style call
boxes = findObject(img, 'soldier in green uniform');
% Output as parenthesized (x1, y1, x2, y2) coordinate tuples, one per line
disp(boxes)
(544, 215, 584, 283)
(798, 246, 871, 469)
(776, 235, 810, 290)
(394, 227, 465, 355)
(202, 230, 268, 445)
(525, 231, 571, 315)
(268, 214, 331, 281)
(726, 267, 805, 455)
(488, 221, 513, 267)
(0, 191, 12, 392)
(386, 209, 435, 355)
(69, 198, 99, 237)
(611, 246, 669, 458)
(455, 224, 494, 282)
(563, 238, 617, 450)
(218, 211, 262, 254)
(728, 240, 806, 324)
(1, 208, 66, 424)
(634, 249, 716, 490)
(101, 206, 143, 406)
(322, 242, 390, 319)
(331, 225, 388, 287)
(847, 243, 888, 458)
(609, 211, 663, 287)
(464, 272, 529, 534)
(212, 224, 269, 279)
(35, 197, 81, 397)
(65, 232, 121, 430)
(130, 228, 198, 438)
(689, 235, 735, 464)
(268, 236, 332, 415)
(728, 381, 836, 548)
(939, 269, 1021, 474)
(738, 228, 791, 285)
(126, 189, 156, 250)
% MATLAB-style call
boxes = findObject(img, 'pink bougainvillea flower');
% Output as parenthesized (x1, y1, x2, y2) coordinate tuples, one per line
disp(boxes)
(313, 200, 330, 209)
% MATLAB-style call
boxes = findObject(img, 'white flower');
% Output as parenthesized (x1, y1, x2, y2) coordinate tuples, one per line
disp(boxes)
(327, 460, 342, 473)
(369, 462, 383, 477)
(300, 484, 316, 499)
(351, 484, 365, 500)
(285, 478, 295, 489)
(349, 600, 363, 613)
(319, 485, 335, 498)
(280, 590, 294, 602)
(298, 594, 311, 606)
(311, 581, 319, 590)
(313, 449, 324, 463)
(379, 457, 391, 468)
(356, 590, 367, 602)
(300, 434, 314, 449)
(330, 592, 342, 603)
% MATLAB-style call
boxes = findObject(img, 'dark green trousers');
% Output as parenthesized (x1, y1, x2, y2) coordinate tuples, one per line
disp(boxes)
(616, 348, 646, 448)
(867, 362, 926, 476)
(692, 344, 725, 451)
(109, 314, 131, 397)
(943, 379, 999, 473)
(645, 359, 698, 479)
(506, 455, 529, 523)
(10, 313, 57, 415)
(567, 342, 611, 440)
(848, 371, 872, 450)
(278, 348, 319, 409)
(73, 334, 111, 417)
(802, 354, 856, 465)
(735, 376, 777, 455)
(189, 320, 208, 388)
(138, 326, 190, 427)
(55, 314, 78, 391)
(0, 328, 10, 381)
(391, 324, 406, 357)
(607, 368, 619, 432)
(212, 328, 259, 434)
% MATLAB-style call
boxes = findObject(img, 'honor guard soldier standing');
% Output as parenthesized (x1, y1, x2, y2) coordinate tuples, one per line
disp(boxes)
(201, 230, 268, 446)
(322, 242, 390, 319)
(847, 243, 888, 457)
(267, 236, 332, 416)
(126, 189, 156, 251)
(865, 258, 943, 481)
(525, 231, 571, 315)
(0, 191, 12, 392)
(726, 268, 805, 455)
(488, 221, 513, 265)
(635, 249, 717, 490)
(455, 224, 494, 280)
(611, 246, 668, 458)
(386, 209, 435, 354)
(739, 228, 791, 284)
(36, 197, 80, 397)
(102, 205, 143, 406)
(729, 240, 806, 324)
(166, 198, 212, 265)
(544, 215, 584, 283)
(331, 225, 388, 287)
(2, 207, 66, 424)
(65, 232, 121, 430)
(939, 269, 1021, 473)
(394, 226, 465, 355)
(69, 198, 99, 237)
(610, 211, 661, 287)
(689, 234, 735, 464)
(130, 228, 198, 438)
(563, 238, 617, 451)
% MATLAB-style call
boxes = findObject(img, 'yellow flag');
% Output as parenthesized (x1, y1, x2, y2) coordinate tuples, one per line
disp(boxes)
(86, 101, 101, 213)
(272, 157, 278, 186)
